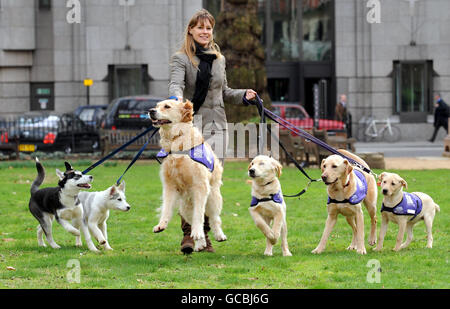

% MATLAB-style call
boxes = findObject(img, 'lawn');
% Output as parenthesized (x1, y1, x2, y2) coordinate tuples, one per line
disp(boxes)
(0, 159, 448, 289)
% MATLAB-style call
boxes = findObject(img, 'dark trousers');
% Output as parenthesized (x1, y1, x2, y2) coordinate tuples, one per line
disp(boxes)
(430, 123, 449, 142)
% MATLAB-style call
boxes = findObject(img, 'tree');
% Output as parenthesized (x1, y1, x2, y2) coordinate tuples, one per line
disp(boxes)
(215, 0, 271, 123)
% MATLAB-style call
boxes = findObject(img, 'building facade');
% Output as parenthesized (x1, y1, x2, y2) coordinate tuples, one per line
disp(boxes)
(1, 0, 449, 141)
(0, 0, 201, 116)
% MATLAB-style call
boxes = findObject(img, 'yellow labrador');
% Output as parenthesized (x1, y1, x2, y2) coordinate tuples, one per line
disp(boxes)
(149, 99, 226, 251)
(374, 172, 440, 251)
(248, 155, 292, 257)
(312, 150, 377, 255)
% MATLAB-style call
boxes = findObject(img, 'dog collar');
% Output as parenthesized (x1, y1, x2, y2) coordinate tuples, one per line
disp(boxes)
(381, 192, 423, 221)
(327, 170, 368, 205)
(250, 191, 283, 207)
(156, 143, 214, 172)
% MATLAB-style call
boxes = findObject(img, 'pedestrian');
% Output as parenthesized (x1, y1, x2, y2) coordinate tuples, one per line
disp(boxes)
(168, 9, 258, 254)
(335, 94, 352, 137)
(429, 94, 449, 142)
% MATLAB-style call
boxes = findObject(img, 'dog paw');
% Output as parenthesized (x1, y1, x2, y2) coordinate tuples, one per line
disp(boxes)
(153, 224, 166, 233)
(393, 247, 402, 252)
(373, 246, 382, 252)
(311, 247, 323, 254)
(346, 244, 357, 251)
(264, 250, 273, 256)
(368, 239, 377, 246)
(215, 233, 227, 242)
(357, 247, 367, 255)
(104, 246, 113, 251)
(99, 239, 106, 245)
(50, 244, 61, 249)
(191, 229, 205, 241)
(38, 243, 47, 247)
(75, 242, 83, 247)
(194, 238, 207, 252)
(283, 250, 293, 257)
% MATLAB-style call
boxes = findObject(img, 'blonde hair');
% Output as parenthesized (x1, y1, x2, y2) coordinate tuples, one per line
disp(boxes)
(180, 9, 222, 68)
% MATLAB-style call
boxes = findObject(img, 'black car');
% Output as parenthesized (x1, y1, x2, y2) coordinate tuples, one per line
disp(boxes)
(101, 95, 165, 130)
(9, 114, 100, 153)
(74, 105, 107, 128)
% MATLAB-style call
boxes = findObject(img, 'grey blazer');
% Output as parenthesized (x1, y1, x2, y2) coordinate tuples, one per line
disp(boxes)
(168, 52, 246, 131)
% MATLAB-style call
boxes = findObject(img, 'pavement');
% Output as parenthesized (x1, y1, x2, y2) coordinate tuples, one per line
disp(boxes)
(354, 140, 450, 170)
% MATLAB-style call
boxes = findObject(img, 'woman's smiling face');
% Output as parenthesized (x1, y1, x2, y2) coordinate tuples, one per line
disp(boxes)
(189, 19, 213, 48)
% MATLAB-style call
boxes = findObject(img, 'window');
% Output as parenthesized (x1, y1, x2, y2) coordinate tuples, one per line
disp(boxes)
(302, 0, 332, 61)
(393, 61, 433, 121)
(268, 78, 290, 101)
(39, 0, 51, 10)
(270, 0, 300, 61)
(30, 83, 54, 111)
(106, 65, 150, 101)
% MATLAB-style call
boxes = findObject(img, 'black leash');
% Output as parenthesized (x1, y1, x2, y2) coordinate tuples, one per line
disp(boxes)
(82, 127, 160, 178)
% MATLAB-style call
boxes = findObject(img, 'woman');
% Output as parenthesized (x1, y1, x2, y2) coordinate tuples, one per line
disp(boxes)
(168, 9, 257, 254)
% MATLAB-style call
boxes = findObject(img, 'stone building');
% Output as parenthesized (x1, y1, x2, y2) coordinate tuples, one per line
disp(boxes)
(0, 0, 201, 115)
(1, 0, 449, 141)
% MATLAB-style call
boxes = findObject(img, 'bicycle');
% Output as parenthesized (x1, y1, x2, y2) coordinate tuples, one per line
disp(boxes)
(357, 116, 401, 143)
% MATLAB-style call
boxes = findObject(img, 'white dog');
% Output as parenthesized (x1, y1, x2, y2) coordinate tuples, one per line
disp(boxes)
(374, 172, 440, 251)
(149, 99, 226, 252)
(77, 182, 130, 251)
(248, 155, 292, 257)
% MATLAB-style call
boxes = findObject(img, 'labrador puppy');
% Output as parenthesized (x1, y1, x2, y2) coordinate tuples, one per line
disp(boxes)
(374, 172, 440, 251)
(312, 150, 377, 255)
(248, 155, 292, 257)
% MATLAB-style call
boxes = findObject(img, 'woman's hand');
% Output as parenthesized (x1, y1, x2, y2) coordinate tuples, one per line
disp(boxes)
(245, 89, 257, 101)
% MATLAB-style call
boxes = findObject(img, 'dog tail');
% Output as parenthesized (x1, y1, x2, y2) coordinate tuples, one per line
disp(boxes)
(31, 157, 45, 195)
(435, 203, 440, 213)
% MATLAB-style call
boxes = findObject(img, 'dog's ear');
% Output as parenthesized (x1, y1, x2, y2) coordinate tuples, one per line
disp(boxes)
(118, 181, 126, 192)
(378, 172, 387, 183)
(110, 186, 116, 195)
(400, 177, 408, 190)
(272, 159, 282, 178)
(320, 159, 326, 171)
(64, 162, 73, 171)
(56, 169, 65, 180)
(248, 161, 253, 171)
(181, 101, 193, 123)
(343, 159, 353, 175)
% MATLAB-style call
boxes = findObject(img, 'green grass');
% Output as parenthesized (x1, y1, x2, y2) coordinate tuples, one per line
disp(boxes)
(0, 160, 448, 289)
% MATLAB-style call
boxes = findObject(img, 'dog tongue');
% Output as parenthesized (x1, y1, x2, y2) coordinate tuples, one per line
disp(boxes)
(78, 183, 91, 189)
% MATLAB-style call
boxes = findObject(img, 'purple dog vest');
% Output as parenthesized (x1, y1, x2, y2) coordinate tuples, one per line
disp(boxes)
(381, 192, 423, 221)
(327, 170, 368, 205)
(250, 191, 283, 207)
(156, 143, 215, 172)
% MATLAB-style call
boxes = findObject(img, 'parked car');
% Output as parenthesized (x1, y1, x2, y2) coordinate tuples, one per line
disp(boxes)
(271, 102, 345, 131)
(74, 105, 107, 128)
(8, 114, 100, 153)
(100, 95, 165, 130)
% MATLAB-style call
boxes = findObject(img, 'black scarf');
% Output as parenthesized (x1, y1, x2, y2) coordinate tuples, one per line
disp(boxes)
(191, 43, 217, 113)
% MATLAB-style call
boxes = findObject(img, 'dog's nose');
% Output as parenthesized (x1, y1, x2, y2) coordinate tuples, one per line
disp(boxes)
(126, 206, 131, 211)
(89, 175, 93, 181)
(248, 169, 255, 177)
(149, 109, 156, 119)
(321, 175, 327, 182)
(382, 189, 388, 195)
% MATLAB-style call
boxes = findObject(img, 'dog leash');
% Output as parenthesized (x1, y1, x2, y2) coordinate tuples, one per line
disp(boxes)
(82, 127, 159, 175)
(251, 95, 376, 178)
(245, 95, 321, 198)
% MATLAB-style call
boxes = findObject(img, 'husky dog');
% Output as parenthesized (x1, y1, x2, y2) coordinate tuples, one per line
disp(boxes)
(28, 158, 96, 250)
(77, 182, 130, 251)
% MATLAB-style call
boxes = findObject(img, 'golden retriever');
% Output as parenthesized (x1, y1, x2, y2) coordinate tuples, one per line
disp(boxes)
(149, 99, 226, 251)
(312, 150, 377, 255)
(374, 172, 440, 251)
(248, 155, 292, 257)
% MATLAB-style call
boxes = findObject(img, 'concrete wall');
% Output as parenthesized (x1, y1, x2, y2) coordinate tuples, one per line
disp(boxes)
(0, 0, 202, 116)
(335, 0, 450, 141)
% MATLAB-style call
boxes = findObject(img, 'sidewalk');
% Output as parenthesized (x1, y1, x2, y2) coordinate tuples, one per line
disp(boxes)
(354, 140, 450, 170)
